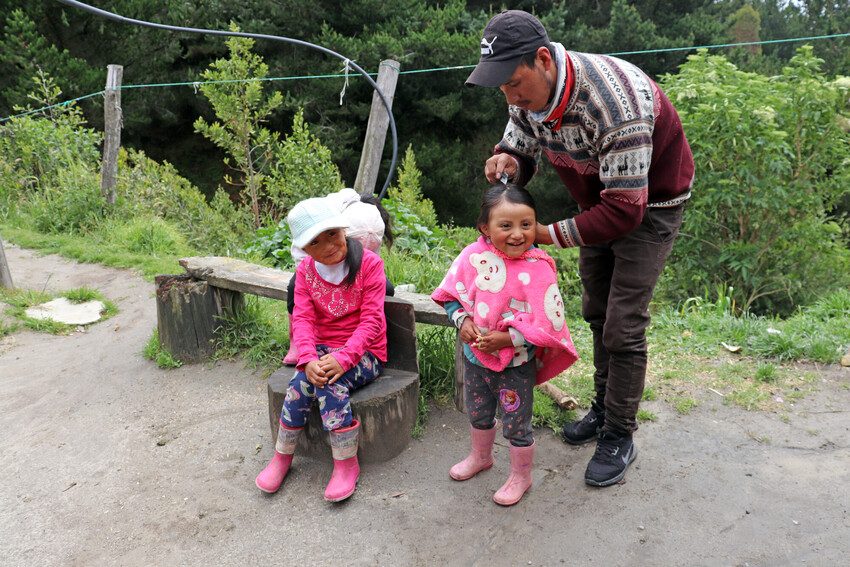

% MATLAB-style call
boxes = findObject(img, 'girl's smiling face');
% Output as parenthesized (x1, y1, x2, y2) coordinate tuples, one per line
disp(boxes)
(480, 199, 536, 258)
(303, 228, 347, 265)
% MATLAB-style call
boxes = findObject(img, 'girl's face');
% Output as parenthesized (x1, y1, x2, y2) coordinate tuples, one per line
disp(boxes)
(480, 199, 536, 258)
(303, 228, 347, 265)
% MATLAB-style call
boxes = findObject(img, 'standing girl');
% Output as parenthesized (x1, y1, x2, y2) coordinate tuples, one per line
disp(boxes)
(256, 196, 387, 502)
(432, 184, 578, 506)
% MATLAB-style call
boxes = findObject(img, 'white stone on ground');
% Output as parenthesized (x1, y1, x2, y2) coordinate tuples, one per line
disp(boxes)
(25, 297, 104, 325)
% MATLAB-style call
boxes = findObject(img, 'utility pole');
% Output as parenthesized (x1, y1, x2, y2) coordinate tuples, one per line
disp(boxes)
(101, 64, 123, 205)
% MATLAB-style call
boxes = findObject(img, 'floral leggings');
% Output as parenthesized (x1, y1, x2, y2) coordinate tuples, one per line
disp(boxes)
(464, 358, 536, 447)
(280, 345, 382, 431)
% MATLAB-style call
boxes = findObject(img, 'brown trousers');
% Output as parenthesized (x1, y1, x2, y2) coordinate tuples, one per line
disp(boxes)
(579, 204, 684, 434)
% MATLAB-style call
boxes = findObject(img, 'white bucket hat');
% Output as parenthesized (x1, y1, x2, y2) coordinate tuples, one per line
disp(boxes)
(287, 197, 350, 249)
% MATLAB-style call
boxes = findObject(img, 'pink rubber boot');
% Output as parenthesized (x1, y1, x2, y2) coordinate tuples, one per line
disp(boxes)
(255, 423, 302, 493)
(450, 425, 497, 481)
(282, 325, 298, 366)
(324, 420, 360, 502)
(493, 441, 535, 506)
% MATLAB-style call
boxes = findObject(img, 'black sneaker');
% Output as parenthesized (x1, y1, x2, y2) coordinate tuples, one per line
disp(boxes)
(562, 406, 604, 445)
(584, 430, 637, 487)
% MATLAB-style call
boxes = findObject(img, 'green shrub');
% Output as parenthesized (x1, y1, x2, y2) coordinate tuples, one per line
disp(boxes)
(116, 148, 251, 254)
(111, 216, 189, 256)
(662, 47, 850, 315)
(23, 162, 104, 234)
(266, 110, 343, 217)
(385, 145, 439, 231)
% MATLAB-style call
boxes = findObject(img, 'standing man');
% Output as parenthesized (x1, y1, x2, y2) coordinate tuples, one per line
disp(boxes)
(467, 10, 694, 487)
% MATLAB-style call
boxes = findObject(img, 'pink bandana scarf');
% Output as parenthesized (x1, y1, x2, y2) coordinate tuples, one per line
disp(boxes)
(432, 237, 578, 384)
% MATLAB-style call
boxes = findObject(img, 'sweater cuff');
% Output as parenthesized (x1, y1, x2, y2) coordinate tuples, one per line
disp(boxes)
(451, 308, 469, 329)
(549, 219, 582, 248)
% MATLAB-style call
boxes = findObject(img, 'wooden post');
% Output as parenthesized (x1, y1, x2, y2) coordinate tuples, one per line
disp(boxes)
(354, 59, 400, 197)
(454, 333, 466, 413)
(101, 64, 123, 206)
(0, 237, 12, 289)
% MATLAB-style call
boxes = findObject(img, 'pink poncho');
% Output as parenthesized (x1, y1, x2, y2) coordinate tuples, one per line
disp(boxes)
(432, 236, 578, 384)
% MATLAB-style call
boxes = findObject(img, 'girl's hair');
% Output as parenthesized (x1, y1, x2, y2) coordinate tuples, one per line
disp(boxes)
(359, 194, 394, 248)
(343, 236, 363, 286)
(476, 183, 537, 233)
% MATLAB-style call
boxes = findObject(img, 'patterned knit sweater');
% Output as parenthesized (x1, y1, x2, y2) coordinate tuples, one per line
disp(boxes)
(496, 44, 695, 247)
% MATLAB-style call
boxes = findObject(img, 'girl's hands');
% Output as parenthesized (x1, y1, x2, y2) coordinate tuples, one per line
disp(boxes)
(474, 330, 512, 354)
(318, 354, 344, 385)
(305, 355, 345, 387)
(459, 318, 481, 344)
(305, 360, 327, 387)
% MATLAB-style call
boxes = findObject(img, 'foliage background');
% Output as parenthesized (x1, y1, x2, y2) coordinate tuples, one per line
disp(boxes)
(2, 0, 848, 225)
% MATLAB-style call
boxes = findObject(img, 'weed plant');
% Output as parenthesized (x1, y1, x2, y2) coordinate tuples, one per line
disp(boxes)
(143, 330, 183, 369)
(213, 296, 287, 370)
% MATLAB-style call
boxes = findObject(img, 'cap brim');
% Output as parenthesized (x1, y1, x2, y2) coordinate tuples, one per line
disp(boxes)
(292, 217, 350, 249)
(465, 56, 524, 88)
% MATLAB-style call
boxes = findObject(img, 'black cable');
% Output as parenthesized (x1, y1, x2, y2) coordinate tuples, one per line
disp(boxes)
(55, 0, 398, 198)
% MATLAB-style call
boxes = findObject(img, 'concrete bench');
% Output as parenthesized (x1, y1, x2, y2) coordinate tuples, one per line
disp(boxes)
(165, 256, 439, 463)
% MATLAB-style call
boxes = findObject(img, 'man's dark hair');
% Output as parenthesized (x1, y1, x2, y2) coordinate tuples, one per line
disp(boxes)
(519, 43, 555, 69)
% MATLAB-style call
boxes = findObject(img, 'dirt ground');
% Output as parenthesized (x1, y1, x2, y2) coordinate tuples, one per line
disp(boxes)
(1, 242, 849, 567)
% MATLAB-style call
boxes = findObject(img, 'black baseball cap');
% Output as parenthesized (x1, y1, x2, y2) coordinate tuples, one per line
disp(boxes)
(466, 10, 550, 88)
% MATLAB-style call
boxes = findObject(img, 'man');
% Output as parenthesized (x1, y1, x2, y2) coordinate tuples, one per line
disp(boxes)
(466, 10, 694, 487)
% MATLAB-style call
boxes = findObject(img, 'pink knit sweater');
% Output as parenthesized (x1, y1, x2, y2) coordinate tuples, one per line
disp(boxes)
(291, 249, 388, 372)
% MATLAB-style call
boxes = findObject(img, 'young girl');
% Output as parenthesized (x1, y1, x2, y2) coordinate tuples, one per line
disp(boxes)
(432, 184, 578, 506)
(282, 187, 394, 365)
(256, 195, 388, 502)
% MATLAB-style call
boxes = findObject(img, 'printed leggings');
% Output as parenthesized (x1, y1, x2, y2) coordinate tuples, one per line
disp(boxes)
(280, 345, 382, 431)
(464, 358, 535, 447)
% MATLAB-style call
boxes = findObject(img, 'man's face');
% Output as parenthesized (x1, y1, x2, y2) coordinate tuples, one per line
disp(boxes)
(499, 49, 554, 112)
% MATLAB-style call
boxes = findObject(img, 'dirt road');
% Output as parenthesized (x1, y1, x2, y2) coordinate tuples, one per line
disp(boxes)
(1, 243, 848, 566)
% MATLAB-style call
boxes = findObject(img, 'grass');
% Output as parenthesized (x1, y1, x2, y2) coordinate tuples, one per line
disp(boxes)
(637, 408, 658, 422)
(1, 224, 185, 280)
(672, 397, 698, 415)
(143, 329, 183, 369)
(213, 296, 287, 370)
(552, 289, 847, 418)
(413, 325, 457, 437)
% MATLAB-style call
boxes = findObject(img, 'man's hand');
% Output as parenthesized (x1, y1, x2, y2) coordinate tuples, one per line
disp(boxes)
(535, 222, 554, 245)
(484, 154, 519, 184)
(317, 353, 345, 385)
(474, 330, 512, 354)
(305, 359, 328, 387)
(459, 317, 482, 344)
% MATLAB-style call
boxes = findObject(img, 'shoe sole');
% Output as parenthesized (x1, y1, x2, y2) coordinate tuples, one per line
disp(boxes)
(324, 480, 359, 502)
(449, 461, 493, 481)
(584, 446, 638, 487)
(256, 478, 281, 494)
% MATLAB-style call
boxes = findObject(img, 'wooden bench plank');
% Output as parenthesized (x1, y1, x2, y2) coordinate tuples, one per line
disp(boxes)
(179, 256, 292, 301)
(179, 256, 451, 327)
